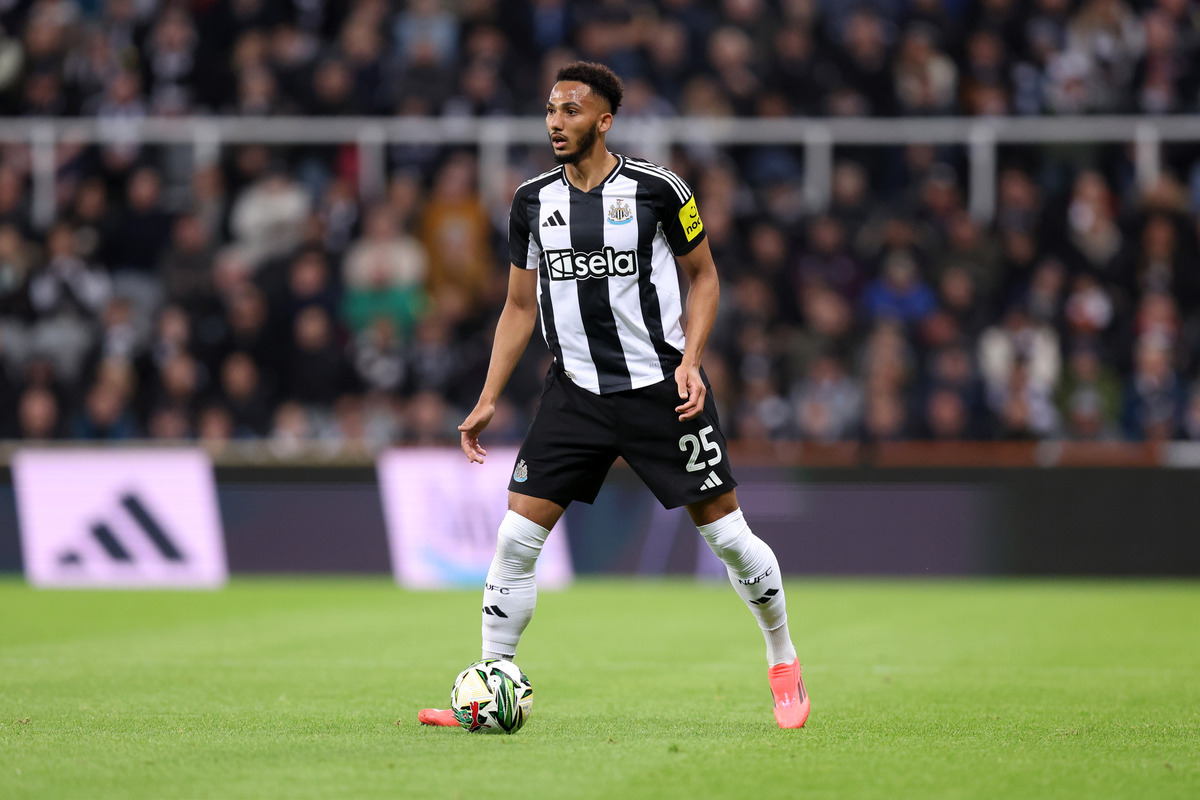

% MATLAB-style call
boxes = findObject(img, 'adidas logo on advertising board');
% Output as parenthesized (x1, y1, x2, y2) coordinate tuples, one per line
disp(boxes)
(13, 449, 228, 588)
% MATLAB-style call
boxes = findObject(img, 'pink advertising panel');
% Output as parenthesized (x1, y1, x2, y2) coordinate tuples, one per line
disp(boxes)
(13, 449, 228, 588)
(377, 448, 573, 589)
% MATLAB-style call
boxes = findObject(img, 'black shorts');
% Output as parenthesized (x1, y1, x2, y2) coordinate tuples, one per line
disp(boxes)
(507, 364, 738, 509)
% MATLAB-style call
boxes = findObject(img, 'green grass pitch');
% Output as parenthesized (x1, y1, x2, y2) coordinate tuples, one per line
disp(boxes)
(1, 578, 1197, 799)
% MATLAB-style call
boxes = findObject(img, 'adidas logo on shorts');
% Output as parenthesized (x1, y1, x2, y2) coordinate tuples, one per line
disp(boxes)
(700, 471, 723, 491)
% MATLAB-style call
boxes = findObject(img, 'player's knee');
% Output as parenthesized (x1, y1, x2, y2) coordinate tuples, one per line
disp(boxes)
(696, 508, 748, 561)
(686, 490, 740, 527)
(507, 493, 565, 530)
(496, 510, 550, 563)
(496, 535, 540, 569)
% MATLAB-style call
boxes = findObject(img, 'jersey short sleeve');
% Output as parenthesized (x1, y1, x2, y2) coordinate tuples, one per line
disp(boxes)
(508, 190, 537, 269)
(656, 175, 706, 257)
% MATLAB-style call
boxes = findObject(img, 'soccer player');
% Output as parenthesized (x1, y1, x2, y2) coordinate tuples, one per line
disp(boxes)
(418, 62, 809, 729)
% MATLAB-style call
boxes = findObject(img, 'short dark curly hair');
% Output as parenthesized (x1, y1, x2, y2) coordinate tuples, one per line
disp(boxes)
(555, 61, 624, 114)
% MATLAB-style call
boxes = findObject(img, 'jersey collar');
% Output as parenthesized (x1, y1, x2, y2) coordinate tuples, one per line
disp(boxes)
(561, 154, 625, 193)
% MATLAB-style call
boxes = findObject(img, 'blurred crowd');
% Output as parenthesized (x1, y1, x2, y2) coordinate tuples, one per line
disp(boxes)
(2, 0, 1200, 118)
(1, 0, 1200, 449)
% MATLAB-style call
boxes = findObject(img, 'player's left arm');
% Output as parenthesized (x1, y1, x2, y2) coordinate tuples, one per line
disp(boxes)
(674, 237, 719, 421)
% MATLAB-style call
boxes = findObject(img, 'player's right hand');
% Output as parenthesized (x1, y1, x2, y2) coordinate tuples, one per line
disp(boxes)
(458, 402, 496, 464)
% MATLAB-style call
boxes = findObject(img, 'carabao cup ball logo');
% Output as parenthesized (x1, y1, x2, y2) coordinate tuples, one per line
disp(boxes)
(450, 659, 534, 734)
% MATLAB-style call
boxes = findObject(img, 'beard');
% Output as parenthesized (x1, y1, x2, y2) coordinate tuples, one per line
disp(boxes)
(552, 123, 599, 165)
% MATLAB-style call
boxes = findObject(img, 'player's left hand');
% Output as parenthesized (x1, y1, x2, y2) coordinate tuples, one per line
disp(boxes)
(674, 364, 706, 421)
(458, 401, 496, 464)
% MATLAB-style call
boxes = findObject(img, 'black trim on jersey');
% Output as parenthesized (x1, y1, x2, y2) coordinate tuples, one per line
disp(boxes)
(525, 189, 564, 366)
(526, 188, 544, 257)
(606, 155, 626, 185)
(620, 159, 706, 257)
(669, 220, 705, 256)
(623, 157, 687, 202)
(538, 253, 564, 367)
(569, 188, 632, 393)
(509, 168, 564, 268)
(559, 155, 625, 189)
(635, 181, 679, 379)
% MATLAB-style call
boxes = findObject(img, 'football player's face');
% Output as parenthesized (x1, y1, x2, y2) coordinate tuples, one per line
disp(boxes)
(546, 82, 607, 165)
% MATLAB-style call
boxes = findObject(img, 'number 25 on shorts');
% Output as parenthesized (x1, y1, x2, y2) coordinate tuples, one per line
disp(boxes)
(679, 425, 722, 473)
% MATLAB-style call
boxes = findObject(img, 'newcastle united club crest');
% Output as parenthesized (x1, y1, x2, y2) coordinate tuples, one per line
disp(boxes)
(607, 198, 633, 225)
(513, 459, 528, 482)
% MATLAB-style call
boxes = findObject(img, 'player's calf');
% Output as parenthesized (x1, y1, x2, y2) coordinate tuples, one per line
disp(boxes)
(696, 508, 797, 665)
(481, 511, 548, 659)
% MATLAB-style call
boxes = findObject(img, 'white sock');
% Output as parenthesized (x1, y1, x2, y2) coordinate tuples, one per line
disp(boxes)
(481, 511, 549, 660)
(697, 509, 798, 666)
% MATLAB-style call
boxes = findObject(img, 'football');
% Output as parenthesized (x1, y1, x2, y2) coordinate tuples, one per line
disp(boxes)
(450, 659, 533, 734)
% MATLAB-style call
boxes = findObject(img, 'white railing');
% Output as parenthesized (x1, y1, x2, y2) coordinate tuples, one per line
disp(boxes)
(2, 115, 1196, 229)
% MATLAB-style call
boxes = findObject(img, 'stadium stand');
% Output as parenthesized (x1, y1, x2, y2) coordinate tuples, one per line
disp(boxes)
(1, 0, 1200, 447)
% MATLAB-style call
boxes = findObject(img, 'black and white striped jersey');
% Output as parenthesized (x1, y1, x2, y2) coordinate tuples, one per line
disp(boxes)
(509, 154, 707, 395)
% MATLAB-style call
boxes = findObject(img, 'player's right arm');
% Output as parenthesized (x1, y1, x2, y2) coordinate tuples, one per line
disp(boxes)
(459, 265, 539, 463)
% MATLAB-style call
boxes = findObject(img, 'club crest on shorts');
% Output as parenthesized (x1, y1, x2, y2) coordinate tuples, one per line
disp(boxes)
(607, 198, 633, 225)
(513, 459, 529, 483)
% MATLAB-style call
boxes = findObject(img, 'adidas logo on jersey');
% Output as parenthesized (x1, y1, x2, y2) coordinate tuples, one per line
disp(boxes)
(545, 247, 639, 281)
(542, 209, 566, 227)
(700, 471, 723, 491)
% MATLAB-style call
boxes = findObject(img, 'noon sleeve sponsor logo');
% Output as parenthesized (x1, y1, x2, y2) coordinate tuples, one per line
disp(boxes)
(678, 195, 703, 242)
(545, 247, 640, 281)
